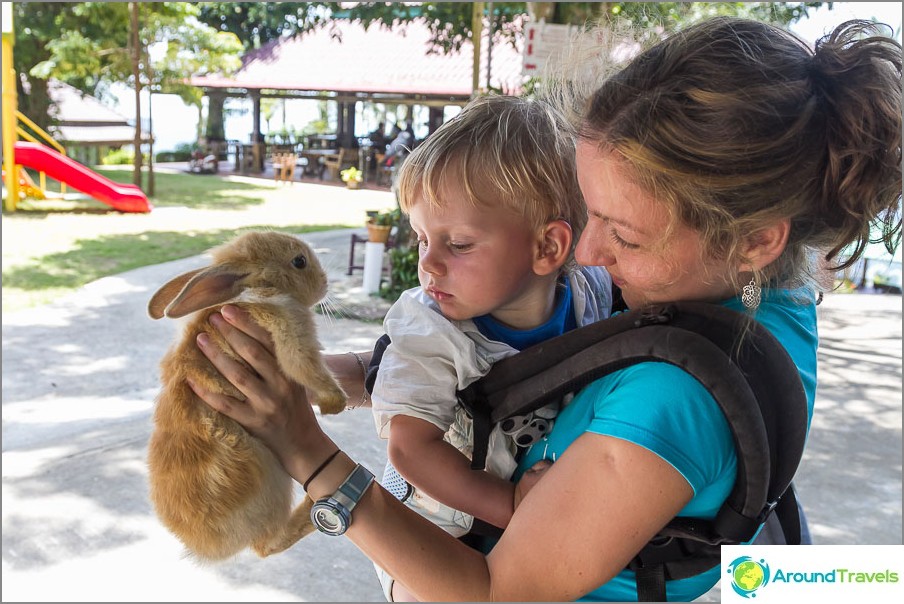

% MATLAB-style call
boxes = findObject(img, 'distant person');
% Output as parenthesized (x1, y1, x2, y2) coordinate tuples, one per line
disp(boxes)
(384, 121, 415, 168)
(368, 122, 388, 150)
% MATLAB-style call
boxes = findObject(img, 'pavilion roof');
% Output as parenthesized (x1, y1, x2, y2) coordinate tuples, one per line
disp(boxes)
(191, 19, 525, 100)
(47, 80, 151, 145)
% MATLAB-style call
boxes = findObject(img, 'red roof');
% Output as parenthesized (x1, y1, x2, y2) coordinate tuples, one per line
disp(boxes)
(191, 19, 525, 98)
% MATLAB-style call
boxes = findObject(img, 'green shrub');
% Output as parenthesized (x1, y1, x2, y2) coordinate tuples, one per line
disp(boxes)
(156, 143, 197, 163)
(381, 243, 419, 301)
(101, 148, 150, 165)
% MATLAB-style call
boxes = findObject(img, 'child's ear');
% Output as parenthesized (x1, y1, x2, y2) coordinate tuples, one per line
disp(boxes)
(534, 220, 573, 276)
(739, 219, 791, 272)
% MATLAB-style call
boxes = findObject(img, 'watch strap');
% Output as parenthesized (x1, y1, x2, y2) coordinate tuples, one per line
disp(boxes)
(332, 463, 375, 514)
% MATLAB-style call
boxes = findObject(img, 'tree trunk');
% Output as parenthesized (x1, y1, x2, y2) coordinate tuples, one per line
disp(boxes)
(130, 2, 142, 188)
(144, 31, 154, 197)
(205, 90, 226, 142)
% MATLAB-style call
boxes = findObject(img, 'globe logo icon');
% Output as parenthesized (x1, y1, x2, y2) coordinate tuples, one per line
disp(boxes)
(727, 556, 771, 598)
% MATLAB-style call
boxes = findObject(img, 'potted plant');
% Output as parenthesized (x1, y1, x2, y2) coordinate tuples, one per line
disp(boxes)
(366, 208, 396, 243)
(340, 166, 364, 189)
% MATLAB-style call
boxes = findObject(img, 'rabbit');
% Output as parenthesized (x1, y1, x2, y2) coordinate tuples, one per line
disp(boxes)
(146, 230, 347, 562)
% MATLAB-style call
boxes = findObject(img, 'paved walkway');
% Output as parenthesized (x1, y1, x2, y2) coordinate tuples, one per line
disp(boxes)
(2, 227, 901, 601)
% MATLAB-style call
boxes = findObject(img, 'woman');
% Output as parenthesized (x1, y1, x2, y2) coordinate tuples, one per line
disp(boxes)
(189, 17, 901, 601)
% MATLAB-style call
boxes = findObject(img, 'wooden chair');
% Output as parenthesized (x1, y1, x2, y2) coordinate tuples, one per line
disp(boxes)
(347, 230, 397, 275)
(270, 152, 297, 183)
(322, 147, 356, 181)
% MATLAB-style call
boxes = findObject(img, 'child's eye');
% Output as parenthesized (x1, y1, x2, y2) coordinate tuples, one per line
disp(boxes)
(417, 239, 428, 250)
(450, 242, 473, 252)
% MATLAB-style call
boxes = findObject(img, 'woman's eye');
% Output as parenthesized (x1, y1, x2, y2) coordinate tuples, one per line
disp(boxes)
(609, 228, 639, 250)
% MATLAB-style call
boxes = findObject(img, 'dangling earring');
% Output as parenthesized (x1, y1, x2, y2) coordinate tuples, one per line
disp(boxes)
(741, 277, 761, 309)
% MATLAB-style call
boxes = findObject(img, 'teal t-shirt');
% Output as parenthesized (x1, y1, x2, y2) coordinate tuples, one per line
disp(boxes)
(514, 289, 818, 602)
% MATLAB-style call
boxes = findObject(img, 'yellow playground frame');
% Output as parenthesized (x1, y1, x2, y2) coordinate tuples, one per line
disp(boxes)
(2, 3, 69, 212)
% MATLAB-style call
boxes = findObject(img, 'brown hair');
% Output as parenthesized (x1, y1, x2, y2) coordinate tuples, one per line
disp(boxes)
(396, 94, 586, 243)
(579, 17, 902, 292)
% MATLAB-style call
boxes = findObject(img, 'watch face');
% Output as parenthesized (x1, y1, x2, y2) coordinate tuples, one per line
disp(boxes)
(311, 501, 348, 536)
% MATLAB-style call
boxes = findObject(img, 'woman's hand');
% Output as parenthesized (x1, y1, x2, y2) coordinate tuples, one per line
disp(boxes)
(513, 459, 552, 510)
(188, 304, 329, 480)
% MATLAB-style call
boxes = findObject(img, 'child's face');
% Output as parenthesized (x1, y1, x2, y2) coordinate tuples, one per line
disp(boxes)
(407, 191, 543, 324)
(574, 142, 738, 308)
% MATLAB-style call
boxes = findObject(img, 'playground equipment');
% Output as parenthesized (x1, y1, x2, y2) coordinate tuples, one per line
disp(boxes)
(1, 5, 151, 213)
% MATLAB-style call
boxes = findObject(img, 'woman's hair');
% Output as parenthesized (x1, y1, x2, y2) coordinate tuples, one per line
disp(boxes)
(577, 17, 902, 291)
(396, 94, 586, 241)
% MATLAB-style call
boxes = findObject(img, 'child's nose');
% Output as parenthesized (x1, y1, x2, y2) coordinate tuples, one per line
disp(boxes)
(419, 247, 445, 276)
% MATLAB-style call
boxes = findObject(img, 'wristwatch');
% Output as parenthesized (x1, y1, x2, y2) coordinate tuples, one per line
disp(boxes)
(310, 463, 375, 536)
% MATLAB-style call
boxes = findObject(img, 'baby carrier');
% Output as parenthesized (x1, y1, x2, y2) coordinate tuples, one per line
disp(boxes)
(454, 301, 809, 601)
(365, 300, 808, 601)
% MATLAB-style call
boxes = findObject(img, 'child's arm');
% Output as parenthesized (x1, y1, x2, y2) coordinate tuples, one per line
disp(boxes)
(388, 414, 515, 530)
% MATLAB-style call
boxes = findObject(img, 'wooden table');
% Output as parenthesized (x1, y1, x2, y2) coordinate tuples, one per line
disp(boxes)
(299, 149, 340, 178)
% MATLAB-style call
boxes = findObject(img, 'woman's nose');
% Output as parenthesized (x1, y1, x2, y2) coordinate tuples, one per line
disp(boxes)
(575, 225, 615, 267)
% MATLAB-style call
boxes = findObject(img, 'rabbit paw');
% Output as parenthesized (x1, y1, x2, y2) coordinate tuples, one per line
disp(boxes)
(314, 390, 347, 415)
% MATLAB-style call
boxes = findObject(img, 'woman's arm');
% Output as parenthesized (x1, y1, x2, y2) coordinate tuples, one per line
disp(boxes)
(325, 349, 372, 410)
(194, 305, 694, 601)
(389, 414, 516, 529)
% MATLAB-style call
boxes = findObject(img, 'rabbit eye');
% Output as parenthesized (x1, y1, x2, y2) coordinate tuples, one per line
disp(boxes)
(292, 254, 307, 269)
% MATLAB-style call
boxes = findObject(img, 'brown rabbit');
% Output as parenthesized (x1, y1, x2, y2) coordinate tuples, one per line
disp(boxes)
(146, 230, 347, 562)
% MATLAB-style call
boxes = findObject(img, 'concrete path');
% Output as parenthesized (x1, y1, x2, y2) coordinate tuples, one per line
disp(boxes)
(2, 229, 901, 601)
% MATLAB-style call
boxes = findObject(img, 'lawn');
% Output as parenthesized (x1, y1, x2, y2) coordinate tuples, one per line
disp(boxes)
(2, 168, 395, 312)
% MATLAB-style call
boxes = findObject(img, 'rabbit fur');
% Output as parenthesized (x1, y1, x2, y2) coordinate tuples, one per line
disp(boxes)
(147, 230, 347, 561)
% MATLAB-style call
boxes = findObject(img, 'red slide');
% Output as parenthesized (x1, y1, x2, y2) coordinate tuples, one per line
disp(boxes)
(14, 141, 152, 213)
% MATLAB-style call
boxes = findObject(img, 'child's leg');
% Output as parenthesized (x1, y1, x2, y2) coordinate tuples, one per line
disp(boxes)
(374, 563, 418, 602)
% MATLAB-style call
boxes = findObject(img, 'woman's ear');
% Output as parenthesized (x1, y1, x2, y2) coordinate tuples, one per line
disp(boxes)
(533, 220, 573, 276)
(739, 219, 791, 272)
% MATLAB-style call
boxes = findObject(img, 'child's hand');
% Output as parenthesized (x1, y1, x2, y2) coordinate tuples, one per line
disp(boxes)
(513, 460, 553, 510)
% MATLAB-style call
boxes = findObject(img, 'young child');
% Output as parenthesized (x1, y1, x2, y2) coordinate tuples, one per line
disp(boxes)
(370, 94, 612, 600)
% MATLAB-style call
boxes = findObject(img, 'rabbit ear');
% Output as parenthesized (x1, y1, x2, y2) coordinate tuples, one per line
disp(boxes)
(148, 268, 206, 320)
(148, 267, 247, 319)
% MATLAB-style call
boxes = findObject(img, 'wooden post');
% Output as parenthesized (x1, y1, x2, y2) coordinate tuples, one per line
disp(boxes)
(471, 2, 485, 97)
(130, 2, 143, 187)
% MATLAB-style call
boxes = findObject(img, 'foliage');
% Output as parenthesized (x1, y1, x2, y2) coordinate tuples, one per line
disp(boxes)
(196, 2, 825, 57)
(13, 2, 242, 133)
(369, 207, 400, 227)
(156, 143, 198, 163)
(101, 148, 150, 166)
(381, 244, 421, 302)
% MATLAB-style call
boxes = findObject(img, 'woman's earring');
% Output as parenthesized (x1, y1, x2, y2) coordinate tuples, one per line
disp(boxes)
(741, 278, 761, 309)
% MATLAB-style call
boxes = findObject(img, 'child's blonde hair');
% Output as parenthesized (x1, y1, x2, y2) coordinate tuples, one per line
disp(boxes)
(396, 94, 585, 242)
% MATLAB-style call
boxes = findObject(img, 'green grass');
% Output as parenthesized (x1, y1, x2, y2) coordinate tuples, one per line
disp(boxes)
(3, 168, 380, 311)
(1, 224, 345, 312)
(94, 167, 274, 210)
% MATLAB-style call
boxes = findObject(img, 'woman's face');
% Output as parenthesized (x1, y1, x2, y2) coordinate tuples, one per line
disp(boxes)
(574, 142, 737, 308)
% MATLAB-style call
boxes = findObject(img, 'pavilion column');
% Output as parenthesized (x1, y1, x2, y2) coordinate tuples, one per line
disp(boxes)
(250, 89, 263, 172)
(427, 106, 444, 136)
(337, 101, 356, 149)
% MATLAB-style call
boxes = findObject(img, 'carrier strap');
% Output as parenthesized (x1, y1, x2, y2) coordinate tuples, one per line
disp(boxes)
(456, 301, 809, 600)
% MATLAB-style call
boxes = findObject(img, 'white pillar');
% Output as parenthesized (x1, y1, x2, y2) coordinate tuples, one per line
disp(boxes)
(362, 241, 386, 294)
